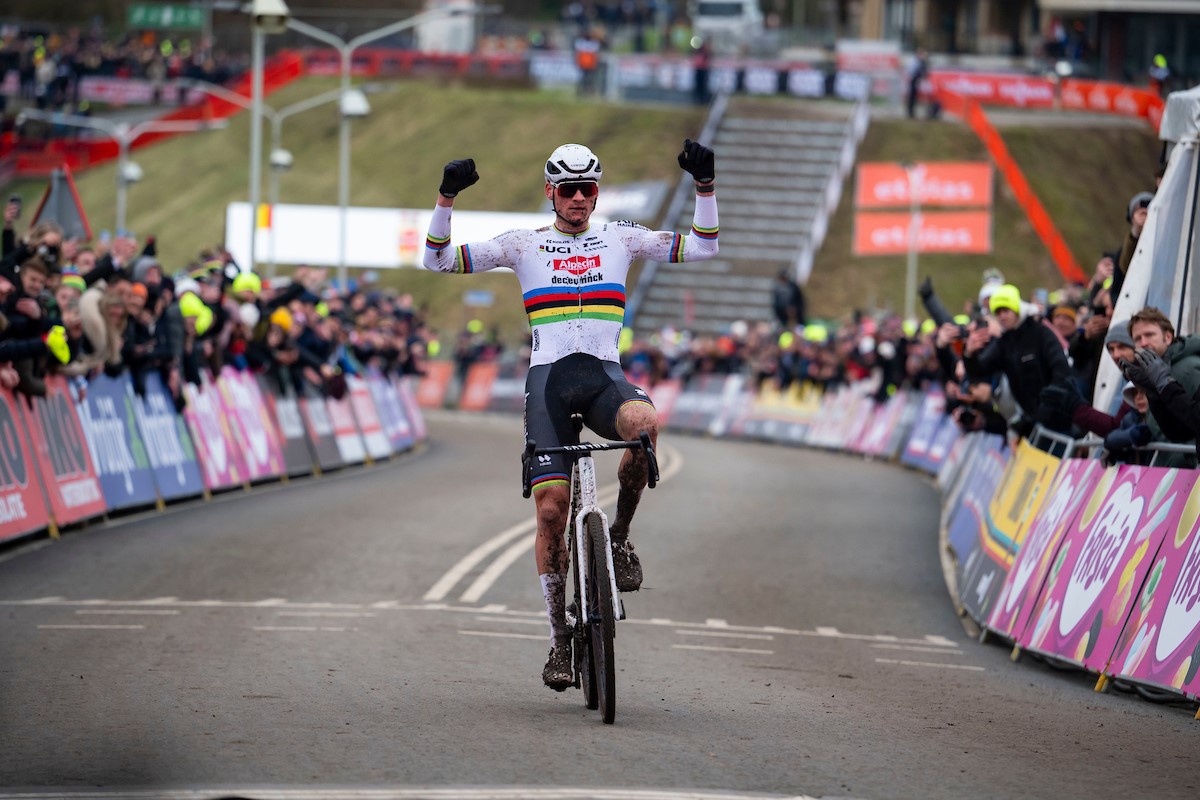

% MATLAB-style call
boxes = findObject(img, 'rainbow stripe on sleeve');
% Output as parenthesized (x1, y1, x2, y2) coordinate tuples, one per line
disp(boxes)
(691, 223, 718, 241)
(426, 231, 451, 251)
(523, 283, 625, 326)
(457, 244, 474, 274)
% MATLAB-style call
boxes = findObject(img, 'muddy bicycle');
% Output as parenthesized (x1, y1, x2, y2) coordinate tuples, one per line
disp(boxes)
(521, 417, 660, 724)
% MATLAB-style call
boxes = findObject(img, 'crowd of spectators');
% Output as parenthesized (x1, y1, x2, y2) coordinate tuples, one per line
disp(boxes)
(0, 199, 428, 415)
(0, 23, 247, 120)
(614, 162, 1200, 466)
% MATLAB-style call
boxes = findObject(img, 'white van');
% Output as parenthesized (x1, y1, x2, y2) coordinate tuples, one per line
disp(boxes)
(690, 0, 765, 54)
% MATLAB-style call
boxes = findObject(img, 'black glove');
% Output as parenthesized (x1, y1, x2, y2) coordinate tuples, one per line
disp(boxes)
(1039, 381, 1084, 417)
(918, 276, 933, 299)
(1121, 348, 1173, 394)
(439, 158, 479, 198)
(677, 139, 715, 183)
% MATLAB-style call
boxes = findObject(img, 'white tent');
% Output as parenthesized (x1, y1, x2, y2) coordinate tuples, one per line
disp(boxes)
(1093, 84, 1200, 414)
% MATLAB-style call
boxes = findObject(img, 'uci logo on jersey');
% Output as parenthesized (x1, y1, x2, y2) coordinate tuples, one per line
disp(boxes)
(540, 245, 572, 254)
(553, 255, 601, 276)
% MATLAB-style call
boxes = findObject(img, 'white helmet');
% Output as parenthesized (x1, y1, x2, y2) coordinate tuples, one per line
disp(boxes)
(544, 143, 602, 185)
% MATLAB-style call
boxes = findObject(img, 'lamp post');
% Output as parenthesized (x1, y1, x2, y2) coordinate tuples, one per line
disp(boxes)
(284, 5, 491, 290)
(16, 109, 224, 233)
(903, 162, 924, 321)
(247, 0, 292, 274)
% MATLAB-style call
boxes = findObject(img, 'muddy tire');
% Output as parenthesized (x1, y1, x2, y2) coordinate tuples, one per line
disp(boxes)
(586, 511, 617, 724)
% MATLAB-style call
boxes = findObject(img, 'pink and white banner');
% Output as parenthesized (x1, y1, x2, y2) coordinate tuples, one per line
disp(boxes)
(1110, 474, 1200, 699)
(217, 368, 286, 482)
(1019, 466, 1192, 672)
(346, 375, 392, 461)
(183, 375, 248, 490)
(987, 459, 1104, 641)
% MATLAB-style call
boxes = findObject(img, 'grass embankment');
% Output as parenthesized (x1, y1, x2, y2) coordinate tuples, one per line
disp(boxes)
(11, 78, 1161, 343)
(807, 116, 1160, 321)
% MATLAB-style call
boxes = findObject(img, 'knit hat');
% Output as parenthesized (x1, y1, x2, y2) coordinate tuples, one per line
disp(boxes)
(60, 269, 86, 294)
(1127, 191, 1154, 222)
(989, 284, 1022, 314)
(1051, 305, 1076, 323)
(1105, 322, 1134, 349)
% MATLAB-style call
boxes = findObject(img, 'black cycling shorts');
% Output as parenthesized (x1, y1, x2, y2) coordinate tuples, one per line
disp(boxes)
(524, 353, 654, 493)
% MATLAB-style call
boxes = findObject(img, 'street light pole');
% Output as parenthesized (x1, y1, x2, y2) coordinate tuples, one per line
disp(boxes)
(248, 26, 266, 273)
(286, 5, 490, 290)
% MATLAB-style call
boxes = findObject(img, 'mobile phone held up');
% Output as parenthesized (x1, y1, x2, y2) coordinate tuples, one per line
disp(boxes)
(8, 194, 20, 220)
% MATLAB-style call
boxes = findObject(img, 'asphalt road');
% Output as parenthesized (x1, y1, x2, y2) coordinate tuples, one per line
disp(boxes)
(0, 413, 1195, 800)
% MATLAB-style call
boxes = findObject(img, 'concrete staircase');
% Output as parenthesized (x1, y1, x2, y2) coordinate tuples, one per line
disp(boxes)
(629, 96, 864, 338)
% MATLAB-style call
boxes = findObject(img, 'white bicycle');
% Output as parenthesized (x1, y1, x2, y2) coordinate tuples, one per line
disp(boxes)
(521, 416, 659, 724)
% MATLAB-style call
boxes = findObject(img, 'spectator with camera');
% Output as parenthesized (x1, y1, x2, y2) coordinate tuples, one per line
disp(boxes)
(1120, 307, 1200, 463)
(963, 283, 1074, 439)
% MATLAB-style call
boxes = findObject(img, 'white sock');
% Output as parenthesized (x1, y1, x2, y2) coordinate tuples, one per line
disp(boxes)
(540, 573, 569, 644)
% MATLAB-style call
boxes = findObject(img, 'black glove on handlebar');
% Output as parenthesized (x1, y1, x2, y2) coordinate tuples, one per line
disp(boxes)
(440, 158, 479, 198)
(677, 139, 715, 183)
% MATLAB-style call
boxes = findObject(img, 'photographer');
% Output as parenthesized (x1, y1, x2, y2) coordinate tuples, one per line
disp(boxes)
(1120, 307, 1200, 464)
(963, 284, 1073, 439)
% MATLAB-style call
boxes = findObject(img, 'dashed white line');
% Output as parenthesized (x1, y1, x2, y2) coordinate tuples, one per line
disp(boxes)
(252, 626, 357, 632)
(675, 630, 774, 641)
(673, 644, 774, 655)
(871, 643, 965, 655)
(38, 624, 145, 630)
(75, 609, 179, 616)
(276, 611, 375, 618)
(875, 658, 984, 671)
(459, 630, 546, 641)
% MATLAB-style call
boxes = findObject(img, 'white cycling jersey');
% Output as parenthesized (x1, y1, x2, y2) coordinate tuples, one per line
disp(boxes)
(422, 194, 719, 367)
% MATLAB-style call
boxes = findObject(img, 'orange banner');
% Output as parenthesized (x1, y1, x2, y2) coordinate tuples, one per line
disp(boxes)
(853, 211, 992, 256)
(415, 361, 454, 409)
(855, 162, 993, 208)
(459, 362, 500, 412)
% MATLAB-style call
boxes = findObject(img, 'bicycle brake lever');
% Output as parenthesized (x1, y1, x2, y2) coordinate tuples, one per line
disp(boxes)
(638, 432, 660, 489)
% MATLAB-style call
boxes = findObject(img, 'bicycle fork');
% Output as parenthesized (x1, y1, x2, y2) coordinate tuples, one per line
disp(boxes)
(573, 455, 624, 624)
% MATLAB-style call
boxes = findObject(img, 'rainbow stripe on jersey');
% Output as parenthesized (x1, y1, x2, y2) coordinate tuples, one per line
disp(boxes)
(523, 283, 625, 327)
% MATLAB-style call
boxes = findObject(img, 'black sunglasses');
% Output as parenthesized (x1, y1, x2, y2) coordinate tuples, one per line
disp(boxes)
(554, 181, 598, 198)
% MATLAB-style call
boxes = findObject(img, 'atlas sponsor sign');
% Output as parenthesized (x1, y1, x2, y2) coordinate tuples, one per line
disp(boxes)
(853, 211, 992, 255)
(855, 162, 993, 208)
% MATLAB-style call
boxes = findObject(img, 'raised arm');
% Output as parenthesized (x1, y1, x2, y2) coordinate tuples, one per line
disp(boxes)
(625, 139, 719, 263)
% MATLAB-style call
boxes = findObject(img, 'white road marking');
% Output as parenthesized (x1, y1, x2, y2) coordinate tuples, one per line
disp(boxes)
(252, 626, 357, 632)
(871, 643, 965, 655)
(428, 443, 683, 605)
(474, 616, 546, 626)
(675, 630, 774, 641)
(276, 611, 375, 618)
(38, 624, 145, 630)
(459, 630, 546, 641)
(673, 644, 774, 655)
(705, 618, 729, 627)
(0, 786, 825, 799)
(875, 658, 984, 672)
(75, 609, 179, 616)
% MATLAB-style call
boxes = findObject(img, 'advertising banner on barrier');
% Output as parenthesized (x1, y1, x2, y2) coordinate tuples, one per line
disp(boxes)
(217, 368, 286, 482)
(416, 361, 454, 409)
(299, 387, 344, 471)
(0, 387, 50, 541)
(183, 374, 248, 490)
(134, 372, 204, 501)
(1020, 466, 1191, 672)
(987, 458, 1104, 642)
(646, 378, 682, 428)
(326, 394, 367, 465)
(258, 378, 316, 477)
(395, 376, 426, 442)
(929, 418, 963, 485)
(486, 363, 528, 415)
(668, 375, 728, 434)
(20, 376, 107, 526)
(459, 362, 499, 412)
(960, 440, 1061, 623)
(901, 390, 946, 472)
(1110, 473, 1200, 699)
(367, 372, 414, 453)
(77, 374, 158, 511)
(944, 435, 1009, 612)
(347, 375, 392, 461)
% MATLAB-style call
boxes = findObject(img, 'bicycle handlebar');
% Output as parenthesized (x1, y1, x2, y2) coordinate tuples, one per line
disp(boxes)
(521, 433, 660, 498)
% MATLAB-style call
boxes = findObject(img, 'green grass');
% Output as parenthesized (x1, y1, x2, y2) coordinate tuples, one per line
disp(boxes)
(807, 116, 1160, 321)
(11, 80, 1161, 342)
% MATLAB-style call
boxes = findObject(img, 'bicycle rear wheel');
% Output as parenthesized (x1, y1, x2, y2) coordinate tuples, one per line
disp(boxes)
(585, 511, 616, 724)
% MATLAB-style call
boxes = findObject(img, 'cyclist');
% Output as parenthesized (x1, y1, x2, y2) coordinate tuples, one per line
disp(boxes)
(424, 140, 719, 690)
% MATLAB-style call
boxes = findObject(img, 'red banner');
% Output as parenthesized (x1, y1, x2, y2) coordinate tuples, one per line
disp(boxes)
(855, 162, 993, 208)
(926, 71, 1057, 109)
(460, 362, 500, 412)
(853, 210, 992, 255)
(416, 361, 455, 409)
(20, 376, 107, 526)
(0, 388, 50, 541)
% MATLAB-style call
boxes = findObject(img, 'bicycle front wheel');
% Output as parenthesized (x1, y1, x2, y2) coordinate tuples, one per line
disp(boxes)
(585, 511, 616, 724)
